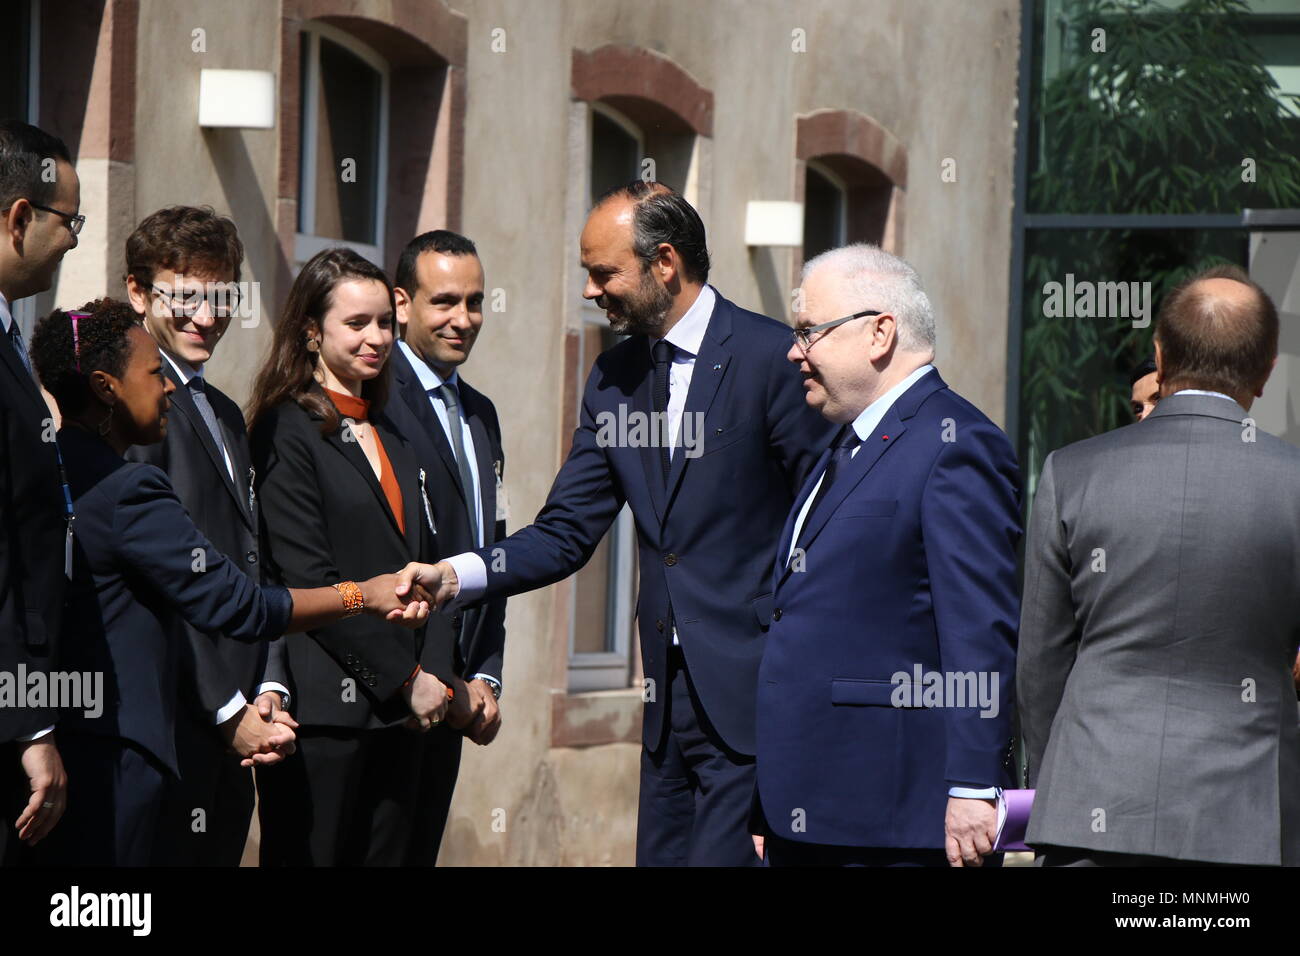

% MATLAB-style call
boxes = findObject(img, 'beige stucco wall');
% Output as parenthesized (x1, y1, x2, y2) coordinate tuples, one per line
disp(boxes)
(43, 0, 1020, 866)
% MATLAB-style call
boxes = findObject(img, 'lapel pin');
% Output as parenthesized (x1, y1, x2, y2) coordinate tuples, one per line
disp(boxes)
(712, 363, 722, 370)
(882, 435, 890, 440)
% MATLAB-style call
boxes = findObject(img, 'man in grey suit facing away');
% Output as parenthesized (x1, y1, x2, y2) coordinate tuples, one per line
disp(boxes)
(1019, 264, 1300, 867)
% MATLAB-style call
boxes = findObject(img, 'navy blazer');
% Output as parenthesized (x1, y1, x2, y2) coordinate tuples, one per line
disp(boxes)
(468, 290, 833, 753)
(126, 359, 281, 722)
(386, 345, 508, 685)
(756, 369, 1022, 849)
(0, 323, 67, 742)
(57, 426, 292, 775)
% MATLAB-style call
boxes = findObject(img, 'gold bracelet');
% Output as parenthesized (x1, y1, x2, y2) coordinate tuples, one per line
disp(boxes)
(333, 581, 364, 617)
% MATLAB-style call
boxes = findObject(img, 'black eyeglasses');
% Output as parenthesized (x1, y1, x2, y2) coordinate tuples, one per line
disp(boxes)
(151, 283, 242, 321)
(28, 202, 86, 236)
(792, 310, 882, 354)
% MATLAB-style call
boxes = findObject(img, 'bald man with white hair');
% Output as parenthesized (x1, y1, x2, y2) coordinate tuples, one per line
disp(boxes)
(751, 243, 1022, 867)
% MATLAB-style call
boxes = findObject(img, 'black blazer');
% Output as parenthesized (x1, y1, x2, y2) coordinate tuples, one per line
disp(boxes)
(387, 345, 507, 685)
(56, 426, 292, 774)
(250, 390, 454, 729)
(0, 321, 67, 742)
(126, 358, 282, 724)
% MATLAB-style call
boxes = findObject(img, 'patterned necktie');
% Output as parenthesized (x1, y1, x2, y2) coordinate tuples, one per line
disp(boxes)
(436, 382, 480, 545)
(651, 339, 674, 483)
(8, 321, 35, 380)
(797, 426, 862, 550)
(187, 376, 233, 481)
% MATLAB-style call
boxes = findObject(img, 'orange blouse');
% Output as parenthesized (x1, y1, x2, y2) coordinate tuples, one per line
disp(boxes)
(324, 387, 405, 535)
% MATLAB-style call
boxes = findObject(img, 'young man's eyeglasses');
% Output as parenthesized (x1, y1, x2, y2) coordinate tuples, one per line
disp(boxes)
(27, 202, 86, 236)
(151, 283, 241, 321)
(792, 310, 882, 354)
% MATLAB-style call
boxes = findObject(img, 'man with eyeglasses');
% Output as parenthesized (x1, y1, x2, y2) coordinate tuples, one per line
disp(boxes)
(122, 205, 295, 866)
(752, 243, 1021, 867)
(0, 119, 79, 864)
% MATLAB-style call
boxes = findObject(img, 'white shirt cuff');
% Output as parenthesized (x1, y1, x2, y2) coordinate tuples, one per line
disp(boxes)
(214, 691, 248, 726)
(948, 786, 999, 799)
(256, 681, 290, 701)
(444, 551, 488, 608)
(15, 725, 55, 742)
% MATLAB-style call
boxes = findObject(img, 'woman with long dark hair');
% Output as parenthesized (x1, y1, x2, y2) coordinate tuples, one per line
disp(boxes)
(248, 248, 458, 866)
(25, 298, 430, 866)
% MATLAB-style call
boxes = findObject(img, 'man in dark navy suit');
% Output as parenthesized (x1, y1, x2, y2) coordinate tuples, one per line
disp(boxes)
(385, 230, 508, 866)
(753, 244, 1021, 867)
(123, 206, 294, 865)
(414, 182, 833, 865)
(0, 121, 79, 861)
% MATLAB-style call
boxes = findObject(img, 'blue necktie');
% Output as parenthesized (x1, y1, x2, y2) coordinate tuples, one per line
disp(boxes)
(652, 339, 674, 484)
(436, 382, 480, 546)
(8, 321, 35, 380)
(188, 376, 233, 481)
(797, 426, 862, 550)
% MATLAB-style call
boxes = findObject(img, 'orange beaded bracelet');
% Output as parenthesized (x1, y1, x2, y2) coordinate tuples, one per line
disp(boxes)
(333, 580, 364, 617)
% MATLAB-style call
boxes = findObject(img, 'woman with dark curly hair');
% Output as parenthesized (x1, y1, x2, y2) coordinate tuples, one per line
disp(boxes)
(27, 298, 432, 866)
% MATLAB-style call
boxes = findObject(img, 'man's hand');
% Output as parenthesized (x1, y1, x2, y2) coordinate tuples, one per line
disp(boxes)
(253, 690, 286, 722)
(465, 678, 502, 746)
(402, 669, 450, 731)
(220, 703, 298, 768)
(752, 834, 765, 862)
(444, 676, 484, 731)
(394, 561, 459, 610)
(14, 735, 66, 845)
(360, 573, 431, 626)
(945, 796, 998, 866)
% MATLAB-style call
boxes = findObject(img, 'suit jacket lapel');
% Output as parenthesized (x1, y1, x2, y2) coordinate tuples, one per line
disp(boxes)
(165, 363, 249, 524)
(395, 347, 468, 504)
(774, 445, 832, 591)
(0, 329, 46, 415)
(379, 418, 422, 559)
(663, 336, 732, 515)
(324, 417, 406, 552)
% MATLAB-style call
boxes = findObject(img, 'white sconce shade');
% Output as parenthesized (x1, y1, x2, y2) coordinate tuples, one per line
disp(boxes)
(198, 69, 276, 129)
(744, 201, 804, 247)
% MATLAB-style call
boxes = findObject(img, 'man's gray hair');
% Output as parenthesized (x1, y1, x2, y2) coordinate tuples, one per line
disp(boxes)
(802, 244, 936, 354)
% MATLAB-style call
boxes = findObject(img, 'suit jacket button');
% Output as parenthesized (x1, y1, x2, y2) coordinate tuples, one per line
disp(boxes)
(773, 608, 783, 621)
(452, 615, 463, 629)
(656, 619, 664, 633)
(246, 551, 257, 564)
(664, 553, 677, 566)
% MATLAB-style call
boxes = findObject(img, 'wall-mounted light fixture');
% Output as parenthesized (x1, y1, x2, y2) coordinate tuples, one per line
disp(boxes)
(198, 69, 275, 129)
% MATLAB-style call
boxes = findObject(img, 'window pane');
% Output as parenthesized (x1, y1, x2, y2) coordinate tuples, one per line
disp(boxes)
(590, 110, 640, 206)
(308, 36, 382, 244)
(1018, 226, 1249, 489)
(1029, 0, 1300, 215)
(804, 165, 845, 262)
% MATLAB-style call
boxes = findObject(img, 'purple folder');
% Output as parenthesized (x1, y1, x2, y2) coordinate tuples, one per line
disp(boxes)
(992, 788, 1035, 852)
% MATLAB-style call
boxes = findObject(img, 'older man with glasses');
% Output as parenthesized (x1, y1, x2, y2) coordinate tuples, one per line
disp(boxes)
(751, 243, 1022, 867)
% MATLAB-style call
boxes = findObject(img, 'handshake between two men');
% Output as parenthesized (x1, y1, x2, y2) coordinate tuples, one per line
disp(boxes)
(231, 560, 495, 767)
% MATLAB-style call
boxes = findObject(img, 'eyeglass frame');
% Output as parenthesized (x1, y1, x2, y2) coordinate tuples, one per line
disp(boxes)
(25, 201, 86, 236)
(792, 309, 882, 354)
(150, 282, 242, 320)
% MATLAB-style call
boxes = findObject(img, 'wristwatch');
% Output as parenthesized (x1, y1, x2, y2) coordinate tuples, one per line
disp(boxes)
(477, 676, 502, 700)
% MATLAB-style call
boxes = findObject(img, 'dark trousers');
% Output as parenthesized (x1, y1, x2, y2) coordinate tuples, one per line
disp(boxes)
(151, 709, 255, 866)
(0, 740, 25, 866)
(765, 833, 960, 867)
(636, 646, 758, 867)
(258, 726, 424, 867)
(405, 726, 462, 866)
(31, 731, 168, 867)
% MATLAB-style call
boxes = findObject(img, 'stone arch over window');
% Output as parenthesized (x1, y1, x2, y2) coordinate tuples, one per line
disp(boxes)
(278, 0, 467, 282)
(795, 109, 907, 270)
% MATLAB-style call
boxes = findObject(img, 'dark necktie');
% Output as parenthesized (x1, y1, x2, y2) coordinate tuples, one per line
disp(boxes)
(7, 321, 35, 380)
(651, 339, 674, 484)
(187, 376, 233, 481)
(797, 426, 862, 550)
(436, 382, 480, 545)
